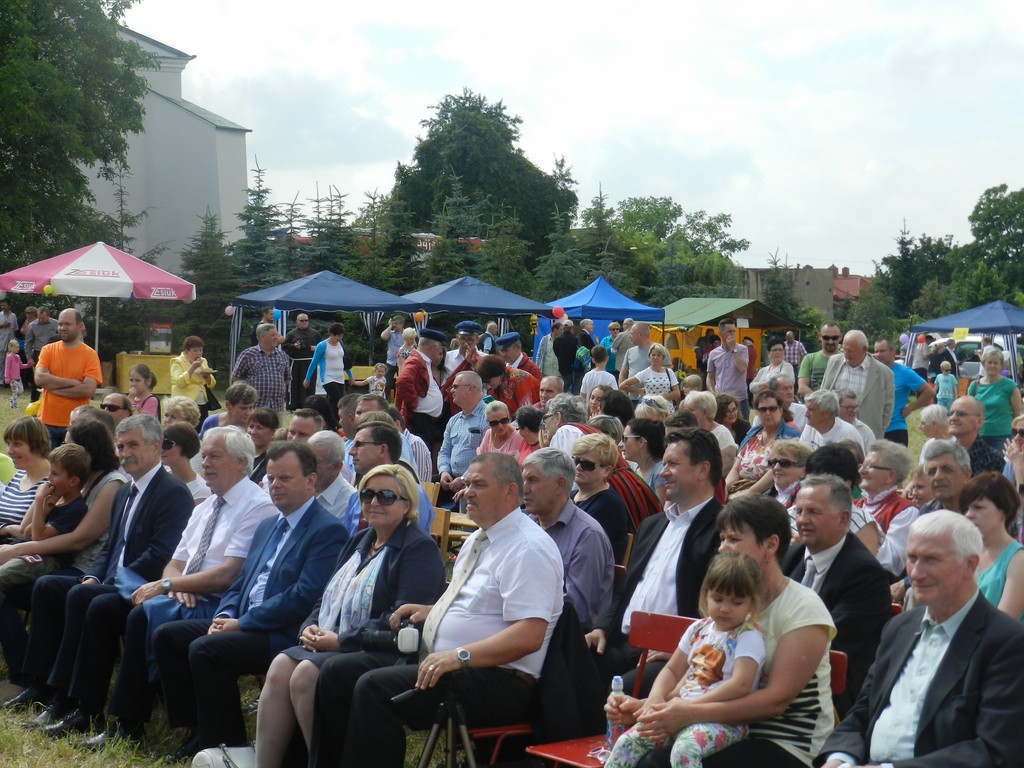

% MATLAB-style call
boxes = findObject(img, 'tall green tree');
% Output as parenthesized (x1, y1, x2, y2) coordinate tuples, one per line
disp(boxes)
(391, 89, 577, 265)
(614, 196, 683, 242)
(0, 0, 150, 268)
(761, 252, 803, 321)
(967, 184, 1024, 286)
(176, 211, 239, 371)
(232, 165, 288, 289)
(479, 214, 534, 296)
(535, 211, 587, 300)
(347, 192, 422, 294)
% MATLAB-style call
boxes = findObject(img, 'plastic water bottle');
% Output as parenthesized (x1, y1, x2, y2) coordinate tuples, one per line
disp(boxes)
(606, 675, 625, 748)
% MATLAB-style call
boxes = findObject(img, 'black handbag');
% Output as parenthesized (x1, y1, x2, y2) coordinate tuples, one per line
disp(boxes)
(205, 385, 221, 412)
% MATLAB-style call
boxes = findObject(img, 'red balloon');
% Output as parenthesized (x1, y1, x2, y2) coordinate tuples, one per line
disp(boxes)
(552, 306, 565, 319)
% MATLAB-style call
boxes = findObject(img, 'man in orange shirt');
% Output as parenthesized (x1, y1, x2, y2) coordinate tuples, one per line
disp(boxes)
(35, 309, 102, 448)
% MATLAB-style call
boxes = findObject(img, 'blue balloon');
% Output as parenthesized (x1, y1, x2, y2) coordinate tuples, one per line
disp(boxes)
(273, 309, 282, 321)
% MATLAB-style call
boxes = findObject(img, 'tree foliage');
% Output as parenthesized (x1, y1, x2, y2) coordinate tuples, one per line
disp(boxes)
(391, 88, 577, 266)
(0, 0, 150, 268)
(232, 165, 288, 289)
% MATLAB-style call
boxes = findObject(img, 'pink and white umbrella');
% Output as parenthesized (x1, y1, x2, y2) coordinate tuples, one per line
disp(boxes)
(0, 242, 196, 301)
(0, 242, 196, 353)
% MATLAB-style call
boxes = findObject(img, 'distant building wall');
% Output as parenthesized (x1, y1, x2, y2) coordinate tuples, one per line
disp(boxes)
(740, 265, 871, 320)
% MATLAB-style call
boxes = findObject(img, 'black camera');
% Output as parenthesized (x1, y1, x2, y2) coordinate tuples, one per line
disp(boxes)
(360, 620, 419, 653)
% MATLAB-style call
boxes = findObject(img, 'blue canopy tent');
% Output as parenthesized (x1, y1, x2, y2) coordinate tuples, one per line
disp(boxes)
(402, 275, 554, 337)
(911, 300, 1024, 382)
(534, 278, 665, 358)
(229, 270, 416, 366)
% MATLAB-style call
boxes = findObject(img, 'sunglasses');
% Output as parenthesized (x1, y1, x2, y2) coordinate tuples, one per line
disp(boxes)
(756, 405, 780, 414)
(358, 488, 406, 506)
(766, 458, 803, 469)
(161, 439, 176, 451)
(100, 403, 127, 412)
(820, 335, 840, 341)
(1013, 429, 1024, 438)
(488, 417, 511, 428)
(350, 440, 382, 450)
(573, 458, 604, 472)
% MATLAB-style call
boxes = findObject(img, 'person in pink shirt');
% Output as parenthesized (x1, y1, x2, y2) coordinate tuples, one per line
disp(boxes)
(4, 339, 29, 409)
(128, 363, 160, 419)
(477, 400, 522, 457)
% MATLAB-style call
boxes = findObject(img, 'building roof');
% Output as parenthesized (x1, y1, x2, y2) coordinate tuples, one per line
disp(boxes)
(118, 27, 195, 61)
(149, 90, 250, 132)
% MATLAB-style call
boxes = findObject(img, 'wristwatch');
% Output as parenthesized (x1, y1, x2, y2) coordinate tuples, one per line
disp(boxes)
(455, 647, 471, 668)
(162, 578, 173, 593)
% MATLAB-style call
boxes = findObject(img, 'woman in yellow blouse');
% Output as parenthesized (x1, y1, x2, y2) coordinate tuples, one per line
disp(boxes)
(170, 335, 216, 422)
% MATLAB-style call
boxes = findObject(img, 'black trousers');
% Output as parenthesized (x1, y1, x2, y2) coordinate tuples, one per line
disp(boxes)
(311, 661, 534, 768)
(66, 589, 132, 713)
(107, 604, 158, 723)
(289, 359, 312, 410)
(0, 583, 35, 685)
(152, 619, 276, 748)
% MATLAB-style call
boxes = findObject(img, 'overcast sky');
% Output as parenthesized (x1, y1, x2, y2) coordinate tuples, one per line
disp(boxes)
(124, 0, 1024, 274)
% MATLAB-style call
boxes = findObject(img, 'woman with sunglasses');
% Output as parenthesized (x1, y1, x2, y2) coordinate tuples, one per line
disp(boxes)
(160, 422, 208, 505)
(725, 390, 800, 498)
(621, 418, 667, 504)
(477, 401, 522, 457)
(255, 464, 444, 768)
(762, 439, 811, 529)
(572, 433, 630, 563)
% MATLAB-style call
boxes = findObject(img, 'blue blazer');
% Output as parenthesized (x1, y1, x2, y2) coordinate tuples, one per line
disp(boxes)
(300, 520, 445, 652)
(94, 468, 194, 583)
(215, 499, 348, 651)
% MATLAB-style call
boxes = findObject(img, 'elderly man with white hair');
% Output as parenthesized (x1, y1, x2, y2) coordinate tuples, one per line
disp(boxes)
(821, 329, 894, 440)
(681, 390, 737, 475)
(307, 431, 357, 520)
(818, 510, 1024, 768)
(837, 388, 880, 451)
(800, 389, 865, 453)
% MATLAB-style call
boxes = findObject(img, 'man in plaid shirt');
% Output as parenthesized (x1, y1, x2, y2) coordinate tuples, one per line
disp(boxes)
(784, 330, 807, 369)
(231, 324, 290, 412)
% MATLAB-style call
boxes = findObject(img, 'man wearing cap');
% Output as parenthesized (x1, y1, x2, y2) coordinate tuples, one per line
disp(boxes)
(496, 332, 542, 381)
(395, 329, 448, 451)
(445, 321, 482, 381)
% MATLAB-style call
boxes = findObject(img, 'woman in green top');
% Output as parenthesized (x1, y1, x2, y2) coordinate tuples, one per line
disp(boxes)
(963, 472, 1024, 620)
(968, 349, 1022, 452)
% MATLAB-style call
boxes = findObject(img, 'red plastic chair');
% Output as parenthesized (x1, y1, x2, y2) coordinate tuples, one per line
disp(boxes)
(524, 612, 695, 768)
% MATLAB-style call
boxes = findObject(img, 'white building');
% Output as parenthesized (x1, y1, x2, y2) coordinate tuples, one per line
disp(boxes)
(88, 29, 249, 272)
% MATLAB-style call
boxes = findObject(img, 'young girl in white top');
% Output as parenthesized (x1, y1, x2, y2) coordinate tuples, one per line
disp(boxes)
(605, 552, 766, 768)
(580, 344, 618, 399)
(355, 363, 388, 395)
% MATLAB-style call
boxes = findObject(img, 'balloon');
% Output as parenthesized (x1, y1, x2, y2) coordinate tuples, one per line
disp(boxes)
(899, 333, 910, 345)
(552, 306, 565, 319)
(917, 334, 926, 343)
(224, 305, 236, 317)
(43, 284, 54, 295)
(413, 311, 426, 323)
(272, 309, 282, 321)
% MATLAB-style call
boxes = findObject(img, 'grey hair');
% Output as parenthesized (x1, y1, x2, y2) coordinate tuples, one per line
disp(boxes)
(919, 403, 949, 428)
(308, 430, 347, 464)
(522, 447, 575, 487)
(470, 452, 524, 502)
(116, 414, 162, 444)
(203, 425, 255, 474)
(683, 391, 718, 420)
(837, 388, 858, 403)
(485, 400, 510, 418)
(866, 439, 912, 482)
(588, 414, 624, 443)
(910, 509, 983, 562)
(800, 473, 853, 513)
(255, 322, 276, 339)
(843, 330, 868, 349)
(766, 373, 795, 391)
(922, 439, 971, 474)
(805, 389, 839, 416)
(454, 370, 483, 389)
(546, 393, 586, 424)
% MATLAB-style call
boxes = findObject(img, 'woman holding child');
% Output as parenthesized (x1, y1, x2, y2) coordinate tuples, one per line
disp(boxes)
(607, 496, 835, 768)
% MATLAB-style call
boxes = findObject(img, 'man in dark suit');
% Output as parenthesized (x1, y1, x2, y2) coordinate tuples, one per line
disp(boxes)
(4, 415, 193, 733)
(152, 440, 347, 761)
(817, 511, 1024, 768)
(783, 475, 891, 716)
(585, 428, 723, 689)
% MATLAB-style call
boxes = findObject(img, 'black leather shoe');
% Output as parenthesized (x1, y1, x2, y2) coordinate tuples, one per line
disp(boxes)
(43, 708, 100, 738)
(75, 722, 142, 750)
(2, 686, 48, 710)
(21, 702, 65, 729)
(163, 733, 200, 763)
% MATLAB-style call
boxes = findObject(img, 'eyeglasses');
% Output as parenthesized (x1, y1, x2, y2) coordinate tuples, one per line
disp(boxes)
(820, 335, 840, 341)
(766, 458, 803, 469)
(350, 440, 382, 450)
(573, 458, 604, 472)
(488, 417, 510, 428)
(100, 403, 127, 412)
(840, 404, 859, 412)
(621, 434, 643, 442)
(359, 488, 406, 506)
(756, 406, 779, 414)
(161, 439, 176, 451)
(949, 410, 974, 418)
(1012, 429, 1024, 438)
(860, 464, 894, 472)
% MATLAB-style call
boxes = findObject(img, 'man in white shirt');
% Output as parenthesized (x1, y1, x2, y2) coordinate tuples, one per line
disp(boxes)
(585, 428, 723, 688)
(800, 389, 865, 453)
(310, 453, 564, 768)
(307, 431, 357, 520)
(836, 389, 878, 450)
(819, 511, 1024, 768)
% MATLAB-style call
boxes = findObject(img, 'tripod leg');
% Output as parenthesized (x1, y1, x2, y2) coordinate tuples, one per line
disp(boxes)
(416, 701, 449, 768)
(451, 700, 478, 768)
